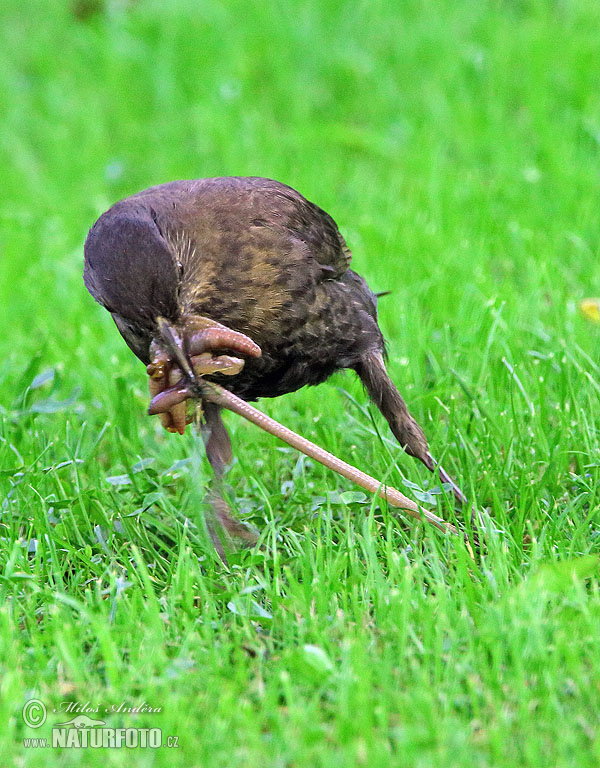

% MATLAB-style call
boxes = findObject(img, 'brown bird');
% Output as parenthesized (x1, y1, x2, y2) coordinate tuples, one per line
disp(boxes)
(83, 177, 468, 545)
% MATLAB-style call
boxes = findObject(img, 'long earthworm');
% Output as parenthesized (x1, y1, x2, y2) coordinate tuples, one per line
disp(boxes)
(148, 378, 460, 537)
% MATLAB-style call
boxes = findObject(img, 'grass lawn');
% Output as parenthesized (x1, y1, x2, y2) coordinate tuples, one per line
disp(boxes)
(2, 0, 600, 764)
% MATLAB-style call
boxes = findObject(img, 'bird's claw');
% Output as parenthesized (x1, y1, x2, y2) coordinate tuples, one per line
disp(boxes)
(146, 319, 261, 434)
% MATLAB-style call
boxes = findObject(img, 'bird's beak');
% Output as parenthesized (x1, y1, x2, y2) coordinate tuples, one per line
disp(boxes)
(156, 317, 198, 384)
(145, 317, 197, 434)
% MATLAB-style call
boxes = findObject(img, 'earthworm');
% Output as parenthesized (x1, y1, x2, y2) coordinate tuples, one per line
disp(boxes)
(186, 327, 262, 359)
(201, 381, 459, 536)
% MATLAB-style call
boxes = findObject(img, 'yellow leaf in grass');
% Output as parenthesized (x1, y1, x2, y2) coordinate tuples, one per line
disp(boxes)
(580, 298, 600, 323)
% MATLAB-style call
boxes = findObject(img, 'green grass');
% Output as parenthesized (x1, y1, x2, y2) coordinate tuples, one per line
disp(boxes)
(2, 0, 600, 764)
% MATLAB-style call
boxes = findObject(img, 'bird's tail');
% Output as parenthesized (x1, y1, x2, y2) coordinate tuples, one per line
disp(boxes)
(354, 350, 468, 507)
(355, 350, 431, 465)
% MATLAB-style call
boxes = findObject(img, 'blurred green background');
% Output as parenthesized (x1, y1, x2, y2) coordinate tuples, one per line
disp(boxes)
(1, 0, 600, 766)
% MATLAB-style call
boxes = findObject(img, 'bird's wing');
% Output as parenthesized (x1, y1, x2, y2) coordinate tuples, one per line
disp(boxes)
(250, 179, 352, 279)
(131, 177, 352, 281)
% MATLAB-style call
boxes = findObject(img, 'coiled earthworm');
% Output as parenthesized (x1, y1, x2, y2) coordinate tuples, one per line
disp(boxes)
(187, 327, 262, 359)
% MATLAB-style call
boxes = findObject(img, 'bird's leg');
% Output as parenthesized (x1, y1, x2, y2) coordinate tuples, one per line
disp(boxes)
(202, 402, 233, 474)
(200, 402, 258, 559)
(355, 350, 474, 524)
(146, 317, 261, 560)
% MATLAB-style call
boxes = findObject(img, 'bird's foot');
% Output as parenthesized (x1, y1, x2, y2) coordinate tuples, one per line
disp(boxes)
(146, 317, 261, 434)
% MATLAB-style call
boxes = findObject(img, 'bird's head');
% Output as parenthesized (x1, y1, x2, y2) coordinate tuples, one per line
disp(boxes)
(83, 201, 261, 435)
(83, 203, 180, 361)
